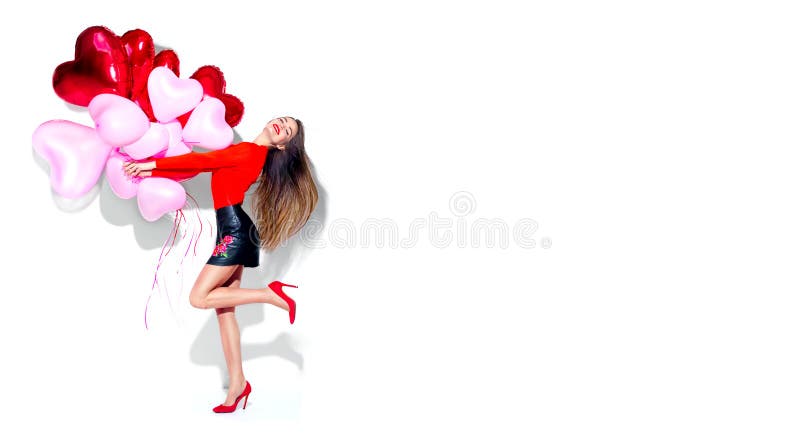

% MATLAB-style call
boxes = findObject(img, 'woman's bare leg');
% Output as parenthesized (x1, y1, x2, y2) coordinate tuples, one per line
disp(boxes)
(188, 264, 291, 311)
(216, 265, 247, 406)
(187, 263, 293, 406)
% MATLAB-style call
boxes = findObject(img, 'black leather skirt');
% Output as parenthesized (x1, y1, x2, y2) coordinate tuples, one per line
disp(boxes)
(207, 203, 261, 268)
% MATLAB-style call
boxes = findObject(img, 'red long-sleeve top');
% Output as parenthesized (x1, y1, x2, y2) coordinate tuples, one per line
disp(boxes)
(151, 142, 268, 209)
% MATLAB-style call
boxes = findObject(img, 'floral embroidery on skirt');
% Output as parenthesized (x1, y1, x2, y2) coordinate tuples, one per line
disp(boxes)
(213, 234, 235, 257)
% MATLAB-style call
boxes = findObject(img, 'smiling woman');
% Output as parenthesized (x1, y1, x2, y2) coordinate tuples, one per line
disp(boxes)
(122, 115, 318, 413)
(269, 116, 296, 138)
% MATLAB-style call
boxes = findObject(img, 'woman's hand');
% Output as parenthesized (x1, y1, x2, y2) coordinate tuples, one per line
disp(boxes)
(123, 160, 156, 177)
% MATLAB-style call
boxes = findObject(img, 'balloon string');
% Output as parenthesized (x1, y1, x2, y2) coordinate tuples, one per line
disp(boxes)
(145, 192, 210, 328)
(174, 208, 191, 315)
(162, 208, 182, 260)
(177, 201, 198, 317)
(152, 209, 181, 290)
(177, 194, 198, 314)
(145, 207, 182, 329)
(173, 196, 202, 324)
(144, 294, 152, 330)
(181, 208, 193, 261)
(186, 193, 205, 256)
(145, 210, 178, 329)
(164, 209, 188, 319)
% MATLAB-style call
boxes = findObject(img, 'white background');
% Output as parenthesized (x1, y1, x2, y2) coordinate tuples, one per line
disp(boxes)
(1, 0, 798, 436)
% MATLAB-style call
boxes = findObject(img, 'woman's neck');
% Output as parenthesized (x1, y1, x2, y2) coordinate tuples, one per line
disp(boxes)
(252, 131, 272, 147)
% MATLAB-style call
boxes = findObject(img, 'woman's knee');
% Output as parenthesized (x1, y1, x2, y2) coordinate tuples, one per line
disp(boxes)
(189, 292, 208, 309)
(188, 264, 240, 309)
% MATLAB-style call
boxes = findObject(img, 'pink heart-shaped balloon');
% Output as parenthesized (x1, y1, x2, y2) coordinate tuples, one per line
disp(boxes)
(88, 94, 150, 146)
(121, 122, 169, 159)
(147, 66, 203, 123)
(152, 121, 192, 158)
(32, 120, 113, 198)
(151, 140, 192, 160)
(105, 148, 140, 199)
(182, 97, 233, 150)
(137, 177, 186, 222)
(150, 122, 193, 183)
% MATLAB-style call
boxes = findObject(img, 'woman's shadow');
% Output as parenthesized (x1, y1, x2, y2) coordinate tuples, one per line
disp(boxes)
(34, 96, 328, 390)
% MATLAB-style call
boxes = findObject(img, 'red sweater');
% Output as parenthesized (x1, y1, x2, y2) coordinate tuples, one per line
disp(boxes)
(151, 142, 268, 209)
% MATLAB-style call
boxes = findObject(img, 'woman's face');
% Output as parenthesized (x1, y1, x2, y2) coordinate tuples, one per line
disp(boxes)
(262, 116, 298, 148)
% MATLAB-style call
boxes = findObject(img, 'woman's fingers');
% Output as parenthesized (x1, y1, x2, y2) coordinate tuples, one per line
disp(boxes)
(122, 161, 155, 177)
(123, 161, 139, 176)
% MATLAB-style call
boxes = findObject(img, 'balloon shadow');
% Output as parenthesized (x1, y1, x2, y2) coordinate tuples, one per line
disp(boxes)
(63, 101, 88, 113)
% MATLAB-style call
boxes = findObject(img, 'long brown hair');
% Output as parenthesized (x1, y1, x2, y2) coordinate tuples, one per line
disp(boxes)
(251, 118, 318, 250)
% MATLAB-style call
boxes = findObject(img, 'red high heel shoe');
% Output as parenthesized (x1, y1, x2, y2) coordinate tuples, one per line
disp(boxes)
(213, 381, 251, 414)
(268, 281, 298, 324)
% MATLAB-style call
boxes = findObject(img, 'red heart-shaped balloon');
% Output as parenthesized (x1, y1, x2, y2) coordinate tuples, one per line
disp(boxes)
(132, 87, 156, 122)
(192, 65, 227, 95)
(219, 94, 244, 127)
(52, 26, 131, 107)
(176, 65, 244, 128)
(121, 29, 155, 98)
(154, 49, 180, 77)
(121, 29, 157, 121)
(176, 110, 191, 127)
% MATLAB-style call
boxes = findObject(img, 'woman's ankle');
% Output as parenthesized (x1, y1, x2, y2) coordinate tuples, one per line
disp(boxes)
(228, 375, 246, 388)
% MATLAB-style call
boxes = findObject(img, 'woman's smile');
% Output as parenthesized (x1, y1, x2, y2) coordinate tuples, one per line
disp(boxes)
(273, 124, 280, 135)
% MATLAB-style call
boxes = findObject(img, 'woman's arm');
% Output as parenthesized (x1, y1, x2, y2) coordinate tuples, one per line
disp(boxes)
(123, 143, 249, 178)
(121, 161, 198, 180)
(151, 144, 246, 172)
(150, 168, 200, 179)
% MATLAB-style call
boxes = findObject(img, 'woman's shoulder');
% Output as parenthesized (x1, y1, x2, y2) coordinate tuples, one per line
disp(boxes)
(237, 141, 268, 154)
(233, 141, 265, 150)
(229, 142, 267, 160)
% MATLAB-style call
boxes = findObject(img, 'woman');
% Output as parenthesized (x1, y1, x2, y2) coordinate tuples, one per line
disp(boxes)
(123, 116, 318, 413)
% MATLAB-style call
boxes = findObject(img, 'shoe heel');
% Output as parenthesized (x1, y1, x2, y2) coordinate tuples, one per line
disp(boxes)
(244, 394, 249, 409)
(271, 281, 298, 289)
(268, 281, 297, 324)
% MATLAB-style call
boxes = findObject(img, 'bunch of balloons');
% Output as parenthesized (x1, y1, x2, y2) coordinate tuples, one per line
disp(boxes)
(32, 25, 245, 221)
